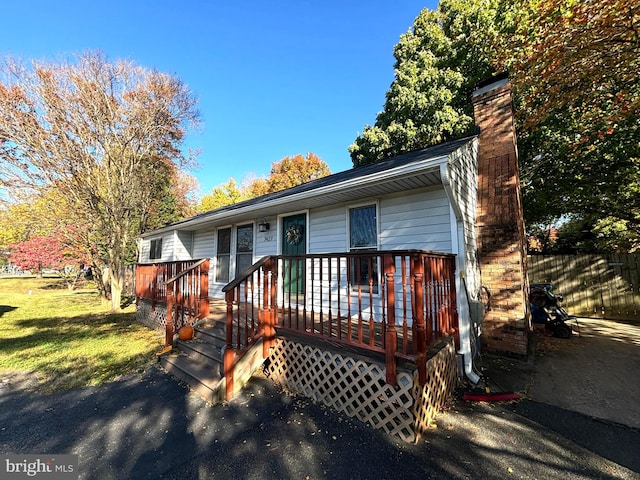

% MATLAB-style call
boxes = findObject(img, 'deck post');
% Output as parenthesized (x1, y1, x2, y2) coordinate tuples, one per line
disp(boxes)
(199, 260, 210, 318)
(135, 265, 141, 306)
(384, 254, 397, 386)
(270, 258, 278, 329)
(151, 264, 159, 310)
(424, 257, 434, 346)
(261, 261, 270, 357)
(224, 290, 235, 400)
(263, 258, 277, 355)
(413, 254, 427, 385)
(165, 290, 174, 347)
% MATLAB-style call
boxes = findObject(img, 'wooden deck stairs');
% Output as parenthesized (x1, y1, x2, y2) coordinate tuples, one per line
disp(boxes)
(141, 255, 460, 441)
(159, 319, 228, 403)
(158, 300, 245, 403)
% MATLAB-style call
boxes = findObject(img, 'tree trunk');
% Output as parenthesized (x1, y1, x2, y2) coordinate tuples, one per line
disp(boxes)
(93, 266, 111, 301)
(109, 266, 124, 311)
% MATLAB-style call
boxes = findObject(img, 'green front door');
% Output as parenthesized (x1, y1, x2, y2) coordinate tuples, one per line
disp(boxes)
(282, 213, 306, 296)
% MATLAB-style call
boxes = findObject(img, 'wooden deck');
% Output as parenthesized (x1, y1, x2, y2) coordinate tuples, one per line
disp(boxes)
(198, 299, 456, 368)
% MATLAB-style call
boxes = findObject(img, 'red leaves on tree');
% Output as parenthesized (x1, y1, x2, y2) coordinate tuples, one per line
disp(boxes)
(9, 235, 82, 273)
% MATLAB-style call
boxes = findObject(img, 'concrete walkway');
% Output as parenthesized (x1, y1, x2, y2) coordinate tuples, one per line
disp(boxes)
(1, 318, 639, 479)
(529, 318, 640, 429)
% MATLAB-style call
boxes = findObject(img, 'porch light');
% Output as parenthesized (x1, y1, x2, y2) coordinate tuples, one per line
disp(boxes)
(258, 218, 270, 232)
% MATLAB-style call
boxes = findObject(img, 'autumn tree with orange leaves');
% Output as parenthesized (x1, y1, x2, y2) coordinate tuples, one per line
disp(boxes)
(199, 153, 331, 211)
(0, 51, 200, 309)
(499, 0, 639, 247)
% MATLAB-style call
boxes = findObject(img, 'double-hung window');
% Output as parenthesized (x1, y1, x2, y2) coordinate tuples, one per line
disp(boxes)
(149, 238, 163, 260)
(349, 204, 379, 293)
(215, 228, 231, 283)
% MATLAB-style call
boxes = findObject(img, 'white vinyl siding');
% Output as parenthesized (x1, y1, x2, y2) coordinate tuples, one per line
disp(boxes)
(308, 207, 347, 253)
(255, 216, 277, 257)
(191, 229, 216, 298)
(192, 230, 215, 259)
(139, 234, 173, 263)
(174, 231, 193, 260)
(379, 188, 452, 253)
(139, 239, 149, 262)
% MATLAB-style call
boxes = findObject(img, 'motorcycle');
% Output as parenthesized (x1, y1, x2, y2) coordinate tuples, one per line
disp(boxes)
(529, 283, 576, 338)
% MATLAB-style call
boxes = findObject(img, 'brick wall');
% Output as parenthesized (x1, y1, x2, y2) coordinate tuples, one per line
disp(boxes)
(472, 78, 530, 356)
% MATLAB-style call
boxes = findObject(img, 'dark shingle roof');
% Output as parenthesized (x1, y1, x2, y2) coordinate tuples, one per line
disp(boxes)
(154, 134, 476, 233)
(199, 135, 474, 214)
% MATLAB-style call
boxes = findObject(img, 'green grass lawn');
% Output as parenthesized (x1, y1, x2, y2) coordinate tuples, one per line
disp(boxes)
(0, 276, 163, 393)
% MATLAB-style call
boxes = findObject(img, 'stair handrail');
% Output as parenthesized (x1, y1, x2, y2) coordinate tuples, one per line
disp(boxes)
(222, 256, 277, 399)
(165, 258, 209, 285)
(221, 256, 273, 293)
(164, 258, 210, 347)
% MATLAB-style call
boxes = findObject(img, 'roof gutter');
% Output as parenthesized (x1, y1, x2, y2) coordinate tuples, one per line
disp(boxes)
(142, 154, 450, 238)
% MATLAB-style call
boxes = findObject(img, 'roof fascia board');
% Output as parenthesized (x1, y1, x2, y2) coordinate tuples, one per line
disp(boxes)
(142, 148, 463, 238)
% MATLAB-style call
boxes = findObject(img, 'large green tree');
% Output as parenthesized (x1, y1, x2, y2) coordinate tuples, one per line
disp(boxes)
(349, 0, 510, 166)
(0, 51, 199, 309)
(351, 0, 639, 251)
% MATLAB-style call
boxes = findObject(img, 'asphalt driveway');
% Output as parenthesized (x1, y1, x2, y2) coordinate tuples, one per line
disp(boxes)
(1, 318, 639, 480)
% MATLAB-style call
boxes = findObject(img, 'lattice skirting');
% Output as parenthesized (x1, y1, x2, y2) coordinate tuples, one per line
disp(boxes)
(136, 299, 167, 331)
(264, 337, 458, 443)
(413, 339, 458, 439)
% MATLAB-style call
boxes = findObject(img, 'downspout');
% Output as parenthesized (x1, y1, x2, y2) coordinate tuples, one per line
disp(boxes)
(440, 164, 481, 385)
(456, 270, 481, 385)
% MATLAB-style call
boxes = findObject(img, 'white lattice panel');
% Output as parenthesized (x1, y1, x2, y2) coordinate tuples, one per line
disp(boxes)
(413, 339, 458, 438)
(136, 300, 167, 331)
(265, 339, 417, 442)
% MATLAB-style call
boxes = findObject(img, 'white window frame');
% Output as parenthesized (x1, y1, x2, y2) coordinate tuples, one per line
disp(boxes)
(347, 202, 380, 295)
(214, 223, 256, 284)
(149, 238, 163, 261)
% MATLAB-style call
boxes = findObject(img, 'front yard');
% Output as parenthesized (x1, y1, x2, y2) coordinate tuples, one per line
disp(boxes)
(0, 276, 162, 393)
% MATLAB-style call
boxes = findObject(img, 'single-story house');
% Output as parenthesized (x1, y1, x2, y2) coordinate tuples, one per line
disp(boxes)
(135, 75, 530, 441)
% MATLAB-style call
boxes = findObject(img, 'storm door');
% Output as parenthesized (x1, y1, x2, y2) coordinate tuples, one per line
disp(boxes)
(281, 213, 306, 297)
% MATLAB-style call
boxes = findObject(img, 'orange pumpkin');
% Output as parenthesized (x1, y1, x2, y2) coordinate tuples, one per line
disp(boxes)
(178, 325, 194, 341)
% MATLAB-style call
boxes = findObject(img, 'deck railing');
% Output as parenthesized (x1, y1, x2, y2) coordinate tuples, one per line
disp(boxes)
(135, 259, 210, 346)
(221, 250, 458, 398)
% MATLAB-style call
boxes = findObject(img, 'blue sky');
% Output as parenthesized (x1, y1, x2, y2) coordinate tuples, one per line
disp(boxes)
(0, 0, 437, 196)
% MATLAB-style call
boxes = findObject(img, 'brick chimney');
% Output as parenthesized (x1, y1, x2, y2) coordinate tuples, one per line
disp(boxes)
(472, 75, 530, 356)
